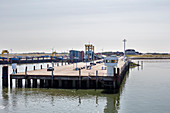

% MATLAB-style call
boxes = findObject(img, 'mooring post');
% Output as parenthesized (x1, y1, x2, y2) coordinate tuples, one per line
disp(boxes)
(79, 69, 81, 89)
(96, 70, 98, 89)
(2, 66, 8, 88)
(34, 66, 35, 70)
(47, 64, 49, 68)
(16, 68, 17, 73)
(41, 65, 42, 69)
(25, 66, 27, 76)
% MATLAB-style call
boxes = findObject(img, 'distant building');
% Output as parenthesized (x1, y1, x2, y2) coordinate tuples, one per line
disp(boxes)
(69, 50, 84, 62)
(125, 49, 142, 55)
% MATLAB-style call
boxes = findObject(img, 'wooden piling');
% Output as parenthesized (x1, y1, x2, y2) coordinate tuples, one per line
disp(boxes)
(2, 66, 8, 87)
(34, 66, 35, 70)
(33, 79, 37, 88)
(58, 80, 62, 88)
(15, 79, 18, 88)
(87, 78, 90, 89)
(18, 79, 22, 88)
(72, 80, 76, 89)
(96, 70, 98, 89)
(40, 79, 44, 88)
(79, 69, 81, 88)
(25, 79, 31, 88)
(41, 65, 42, 69)
(10, 76, 12, 88)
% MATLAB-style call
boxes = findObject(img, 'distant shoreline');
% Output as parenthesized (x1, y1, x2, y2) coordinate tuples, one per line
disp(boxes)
(129, 57, 170, 60)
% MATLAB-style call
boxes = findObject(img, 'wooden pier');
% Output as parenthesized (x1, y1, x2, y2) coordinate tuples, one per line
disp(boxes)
(5, 57, 130, 91)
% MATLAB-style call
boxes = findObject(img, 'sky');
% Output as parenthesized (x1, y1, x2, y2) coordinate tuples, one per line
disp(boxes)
(0, 0, 170, 53)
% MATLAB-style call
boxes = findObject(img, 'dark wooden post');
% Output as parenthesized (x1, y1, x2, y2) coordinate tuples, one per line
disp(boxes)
(51, 69, 54, 88)
(25, 67, 27, 76)
(47, 64, 49, 68)
(114, 68, 116, 76)
(34, 66, 35, 70)
(40, 79, 44, 88)
(79, 69, 81, 88)
(117, 68, 120, 76)
(18, 79, 22, 88)
(96, 70, 98, 89)
(41, 65, 42, 69)
(72, 80, 76, 89)
(2, 66, 8, 87)
(58, 80, 62, 88)
(10, 76, 12, 88)
(33, 79, 37, 88)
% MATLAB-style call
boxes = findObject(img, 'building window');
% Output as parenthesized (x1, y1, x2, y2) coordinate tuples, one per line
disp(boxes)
(106, 60, 110, 63)
(111, 60, 115, 63)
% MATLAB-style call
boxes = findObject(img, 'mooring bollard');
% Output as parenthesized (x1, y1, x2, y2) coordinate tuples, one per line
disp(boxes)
(2, 66, 8, 87)
(41, 65, 42, 69)
(34, 66, 35, 70)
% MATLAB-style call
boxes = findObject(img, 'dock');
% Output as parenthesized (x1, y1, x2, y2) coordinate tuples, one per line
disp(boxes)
(7, 57, 130, 91)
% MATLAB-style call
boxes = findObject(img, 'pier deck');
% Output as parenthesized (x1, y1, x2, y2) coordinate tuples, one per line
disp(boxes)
(12, 57, 125, 77)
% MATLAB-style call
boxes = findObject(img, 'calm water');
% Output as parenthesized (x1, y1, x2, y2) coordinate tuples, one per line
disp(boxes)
(0, 60, 170, 113)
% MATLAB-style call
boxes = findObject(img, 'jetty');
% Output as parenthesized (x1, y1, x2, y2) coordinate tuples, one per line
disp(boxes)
(2, 57, 130, 91)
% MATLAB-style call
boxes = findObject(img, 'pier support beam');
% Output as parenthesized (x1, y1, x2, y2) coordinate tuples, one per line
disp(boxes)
(86, 79, 90, 89)
(40, 79, 44, 88)
(79, 69, 81, 89)
(18, 79, 22, 88)
(45, 80, 49, 88)
(96, 71, 98, 89)
(33, 79, 37, 88)
(72, 80, 76, 89)
(58, 80, 62, 88)
(2, 66, 8, 88)
(15, 79, 18, 88)
(25, 79, 31, 88)
(10, 76, 12, 88)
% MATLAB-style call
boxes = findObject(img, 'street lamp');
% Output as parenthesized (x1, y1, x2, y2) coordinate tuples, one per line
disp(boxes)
(123, 39, 127, 62)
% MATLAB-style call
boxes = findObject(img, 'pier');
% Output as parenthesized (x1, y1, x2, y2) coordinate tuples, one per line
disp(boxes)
(3, 57, 130, 91)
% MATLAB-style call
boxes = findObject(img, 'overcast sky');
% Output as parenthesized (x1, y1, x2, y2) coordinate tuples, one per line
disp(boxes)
(0, 0, 170, 53)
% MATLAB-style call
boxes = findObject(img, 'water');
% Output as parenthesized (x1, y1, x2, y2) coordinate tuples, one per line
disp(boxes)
(0, 60, 170, 113)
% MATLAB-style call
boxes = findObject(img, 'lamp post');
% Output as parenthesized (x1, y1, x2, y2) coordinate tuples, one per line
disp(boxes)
(123, 39, 127, 62)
